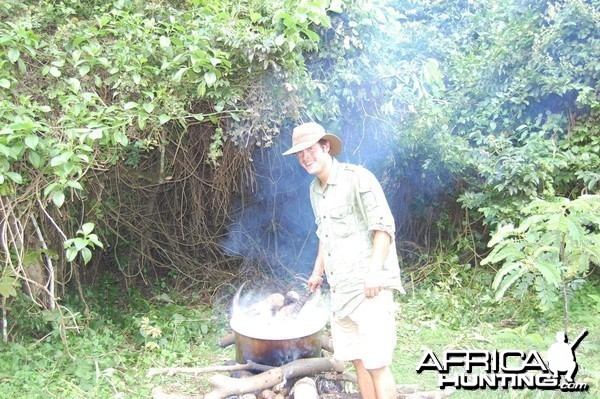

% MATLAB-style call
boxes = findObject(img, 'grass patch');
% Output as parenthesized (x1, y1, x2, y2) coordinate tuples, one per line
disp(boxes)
(392, 276, 600, 399)
(0, 272, 598, 398)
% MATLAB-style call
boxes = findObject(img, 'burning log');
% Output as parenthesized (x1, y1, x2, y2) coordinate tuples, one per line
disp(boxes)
(204, 357, 345, 399)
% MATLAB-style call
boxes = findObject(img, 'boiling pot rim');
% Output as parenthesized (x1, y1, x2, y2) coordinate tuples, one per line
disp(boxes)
(230, 315, 327, 340)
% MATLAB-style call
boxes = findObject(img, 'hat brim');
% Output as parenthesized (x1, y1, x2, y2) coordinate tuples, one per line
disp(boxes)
(282, 133, 342, 156)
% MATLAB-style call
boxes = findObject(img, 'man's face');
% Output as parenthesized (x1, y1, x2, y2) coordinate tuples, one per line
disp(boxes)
(295, 141, 330, 175)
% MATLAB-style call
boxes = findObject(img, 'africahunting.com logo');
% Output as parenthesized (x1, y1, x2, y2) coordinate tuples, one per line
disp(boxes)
(416, 330, 589, 392)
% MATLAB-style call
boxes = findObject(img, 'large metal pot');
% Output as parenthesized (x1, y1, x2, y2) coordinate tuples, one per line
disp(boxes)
(230, 317, 324, 367)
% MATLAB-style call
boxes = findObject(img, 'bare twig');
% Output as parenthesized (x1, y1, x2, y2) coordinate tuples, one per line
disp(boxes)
(147, 360, 273, 377)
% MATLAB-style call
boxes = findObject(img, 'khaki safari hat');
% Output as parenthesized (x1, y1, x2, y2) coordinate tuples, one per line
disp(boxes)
(282, 122, 342, 156)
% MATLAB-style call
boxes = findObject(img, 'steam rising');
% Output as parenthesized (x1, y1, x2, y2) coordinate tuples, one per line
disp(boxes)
(221, 120, 396, 276)
(230, 286, 330, 340)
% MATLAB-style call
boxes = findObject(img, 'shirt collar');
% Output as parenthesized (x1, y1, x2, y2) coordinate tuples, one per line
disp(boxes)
(311, 158, 340, 194)
(327, 158, 341, 185)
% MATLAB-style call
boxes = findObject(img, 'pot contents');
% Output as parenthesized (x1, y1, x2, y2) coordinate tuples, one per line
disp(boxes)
(230, 287, 329, 366)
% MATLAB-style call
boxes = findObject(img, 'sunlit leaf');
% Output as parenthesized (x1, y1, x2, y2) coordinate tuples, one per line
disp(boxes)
(158, 114, 171, 125)
(52, 190, 65, 207)
(24, 135, 39, 149)
(204, 72, 217, 86)
(0, 277, 18, 298)
(81, 222, 95, 236)
(49, 66, 61, 77)
(7, 48, 20, 63)
(5, 172, 22, 184)
(159, 36, 171, 47)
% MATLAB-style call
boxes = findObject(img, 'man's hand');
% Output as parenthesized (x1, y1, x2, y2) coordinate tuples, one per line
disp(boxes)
(308, 273, 324, 292)
(364, 272, 384, 298)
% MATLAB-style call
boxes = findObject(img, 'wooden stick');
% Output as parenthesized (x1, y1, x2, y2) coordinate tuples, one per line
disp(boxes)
(205, 357, 346, 399)
(218, 332, 235, 348)
(147, 360, 272, 377)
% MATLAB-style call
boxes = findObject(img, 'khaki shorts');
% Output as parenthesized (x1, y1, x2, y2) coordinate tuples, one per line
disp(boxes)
(330, 290, 397, 369)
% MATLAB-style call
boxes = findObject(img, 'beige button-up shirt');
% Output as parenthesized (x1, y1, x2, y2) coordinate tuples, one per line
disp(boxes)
(310, 159, 405, 319)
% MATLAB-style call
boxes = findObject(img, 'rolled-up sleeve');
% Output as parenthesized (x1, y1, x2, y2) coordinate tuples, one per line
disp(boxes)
(356, 168, 396, 239)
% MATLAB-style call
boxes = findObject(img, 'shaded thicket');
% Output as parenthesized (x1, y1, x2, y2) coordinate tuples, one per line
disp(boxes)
(0, 0, 598, 338)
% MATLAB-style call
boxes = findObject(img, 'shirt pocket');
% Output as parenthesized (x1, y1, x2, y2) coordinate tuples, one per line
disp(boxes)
(329, 204, 354, 238)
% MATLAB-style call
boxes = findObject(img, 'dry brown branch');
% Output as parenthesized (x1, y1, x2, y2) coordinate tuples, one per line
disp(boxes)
(218, 332, 235, 348)
(205, 357, 346, 399)
(147, 361, 273, 377)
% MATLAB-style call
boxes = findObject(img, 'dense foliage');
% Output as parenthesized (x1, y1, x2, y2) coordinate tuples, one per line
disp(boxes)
(0, 0, 598, 342)
(0, 0, 598, 397)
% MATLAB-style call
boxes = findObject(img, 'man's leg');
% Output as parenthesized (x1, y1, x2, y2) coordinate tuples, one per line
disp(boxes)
(352, 359, 376, 399)
(368, 365, 397, 399)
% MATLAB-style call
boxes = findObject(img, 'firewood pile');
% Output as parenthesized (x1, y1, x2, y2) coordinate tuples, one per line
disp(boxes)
(147, 288, 454, 399)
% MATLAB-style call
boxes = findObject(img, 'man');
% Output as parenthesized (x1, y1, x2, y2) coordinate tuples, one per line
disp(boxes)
(283, 122, 405, 399)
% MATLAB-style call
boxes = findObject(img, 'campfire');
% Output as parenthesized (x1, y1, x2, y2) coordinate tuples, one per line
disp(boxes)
(148, 284, 453, 399)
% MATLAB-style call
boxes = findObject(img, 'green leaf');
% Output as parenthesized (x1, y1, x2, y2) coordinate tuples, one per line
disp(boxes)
(66, 246, 78, 262)
(204, 72, 217, 86)
(275, 34, 285, 46)
(88, 234, 103, 248)
(200, 322, 208, 335)
(43, 182, 60, 197)
(0, 78, 10, 89)
(81, 222, 95, 236)
(159, 36, 171, 47)
(173, 67, 188, 83)
(50, 152, 72, 167)
(487, 224, 515, 247)
(89, 129, 103, 140)
(197, 82, 206, 97)
(0, 277, 18, 298)
(23, 249, 40, 266)
(81, 247, 92, 264)
(73, 238, 88, 251)
(532, 245, 559, 259)
(49, 66, 61, 77)
(533, 260, 561, 287)
(7, 48, 20, 63)
(78, 64, 90, 76)
(492, 262, 522, 290)
(113, 130, 128, 146)
(494, 267, 529, 301)
(24, 135, 39, 149)
(482, 244, 524, 265)
(52, 190, 65, 208)
(158, 114, 171, 125)
(5, 171, 22, 184)
(547, 214, 568, 233)
(66, 180, 83, 190)
(143, 103, 155, 113)
(68, 78, 81, 93)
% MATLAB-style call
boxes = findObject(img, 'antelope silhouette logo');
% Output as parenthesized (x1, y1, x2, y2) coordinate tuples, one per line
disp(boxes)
(546, 330, 587, 383)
